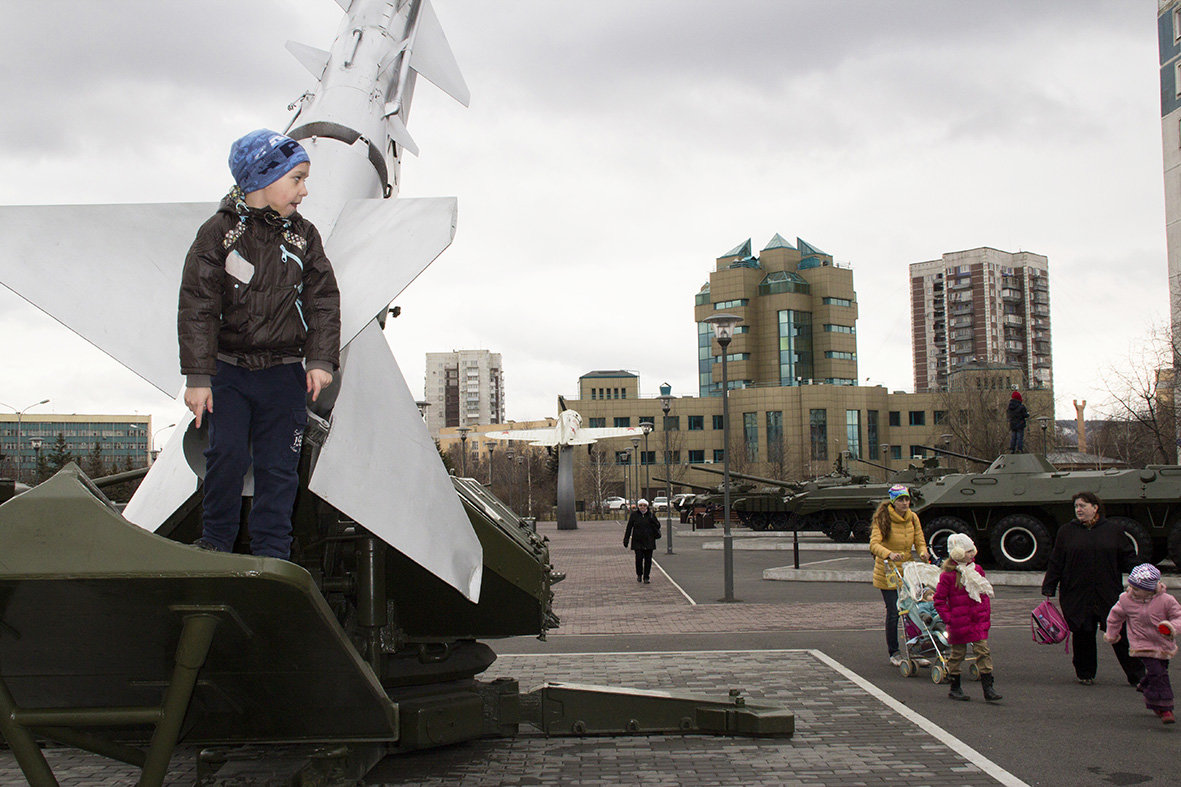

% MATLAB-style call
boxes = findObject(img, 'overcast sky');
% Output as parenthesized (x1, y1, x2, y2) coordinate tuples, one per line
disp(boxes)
(0, 0, 1168, 441)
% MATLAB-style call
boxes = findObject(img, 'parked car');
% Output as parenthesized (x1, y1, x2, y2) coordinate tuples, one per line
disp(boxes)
(651, 496, 669, 512)
(603, 496, 628, 511)
(671, 493, 696, 511)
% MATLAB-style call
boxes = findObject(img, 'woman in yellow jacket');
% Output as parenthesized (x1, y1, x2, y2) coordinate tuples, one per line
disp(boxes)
(869, 484, 929, 665)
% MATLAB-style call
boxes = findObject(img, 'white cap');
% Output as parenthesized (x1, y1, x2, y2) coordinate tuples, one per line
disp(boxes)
(638, 498, 649, 506)
(947, 533, 976, 563)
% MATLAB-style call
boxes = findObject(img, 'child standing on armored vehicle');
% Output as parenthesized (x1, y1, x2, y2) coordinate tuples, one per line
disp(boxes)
(179, 129, 341, 560)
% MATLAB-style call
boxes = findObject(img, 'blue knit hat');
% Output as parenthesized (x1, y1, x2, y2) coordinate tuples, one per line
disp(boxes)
(888, 484, 910, 501)
(1128, 563, 1161, 591)
(228, 129, 309, 193)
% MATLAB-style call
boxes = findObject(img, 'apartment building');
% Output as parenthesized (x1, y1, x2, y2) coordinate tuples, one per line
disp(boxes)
(424, 350, 505, 436)
(0, 413, 152, 482)
(910, 247, 1052, 393)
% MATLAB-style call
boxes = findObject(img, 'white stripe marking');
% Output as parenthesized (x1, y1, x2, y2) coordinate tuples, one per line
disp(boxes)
(653, 559, 696, 605)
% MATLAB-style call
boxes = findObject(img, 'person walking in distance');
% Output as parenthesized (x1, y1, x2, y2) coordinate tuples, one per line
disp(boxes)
(624, 498, 661, 584)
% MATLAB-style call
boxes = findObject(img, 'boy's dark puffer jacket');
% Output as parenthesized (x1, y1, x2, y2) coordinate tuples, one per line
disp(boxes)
(179, 193, 340, 383)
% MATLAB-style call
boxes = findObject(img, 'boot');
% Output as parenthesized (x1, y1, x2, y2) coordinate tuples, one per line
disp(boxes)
(948, 674, 970, 701)
(982, 673, 1003, 702)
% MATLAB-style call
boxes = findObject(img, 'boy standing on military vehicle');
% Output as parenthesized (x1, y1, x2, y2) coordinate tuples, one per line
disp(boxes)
(179, 129, 341, 559)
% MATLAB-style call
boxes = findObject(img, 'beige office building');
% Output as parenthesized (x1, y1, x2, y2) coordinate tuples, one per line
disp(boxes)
(910, 247, 1052, 393)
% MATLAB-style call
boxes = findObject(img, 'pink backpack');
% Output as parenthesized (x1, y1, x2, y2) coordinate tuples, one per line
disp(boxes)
(1031, 599, 1070, 652)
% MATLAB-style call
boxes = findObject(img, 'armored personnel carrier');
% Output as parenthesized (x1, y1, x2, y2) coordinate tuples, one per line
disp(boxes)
(912, 451, 1181, 571)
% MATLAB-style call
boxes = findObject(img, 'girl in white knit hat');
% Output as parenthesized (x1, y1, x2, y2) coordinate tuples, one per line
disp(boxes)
(933, 533, 1000, 701)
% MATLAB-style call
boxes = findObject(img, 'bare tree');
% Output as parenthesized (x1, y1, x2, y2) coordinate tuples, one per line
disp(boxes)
(1100, 323, 1175, 465)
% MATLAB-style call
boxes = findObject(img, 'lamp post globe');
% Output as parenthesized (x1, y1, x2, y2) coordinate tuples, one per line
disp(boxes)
(1, 398, 50, 484)
(639, 421, 653, 505)
(630, 436, 641, 508)
(704, 313, 742, 603)
(659, 382, 673, 554)
(457, 426, 471, 477)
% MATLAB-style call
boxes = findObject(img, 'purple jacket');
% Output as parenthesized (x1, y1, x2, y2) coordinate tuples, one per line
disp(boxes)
(1105, 585, 1181, 660)
(933, 563, 992, 645)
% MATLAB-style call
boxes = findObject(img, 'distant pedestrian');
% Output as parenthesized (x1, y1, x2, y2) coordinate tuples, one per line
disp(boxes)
(933, 534, 1001, 702)
(1042, 491, 1145, 686)
(1007, 391, 1029, 453)
(1104, 564, 1181, 724)
(624, 498, 661, 583)
(869, 484, 929, 666)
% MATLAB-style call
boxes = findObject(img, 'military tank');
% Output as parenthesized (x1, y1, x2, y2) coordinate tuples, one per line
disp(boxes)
(685, 466, 802, 531)
(911, 449, 1181, 571)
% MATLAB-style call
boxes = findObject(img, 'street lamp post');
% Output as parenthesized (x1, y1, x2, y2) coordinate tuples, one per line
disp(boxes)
(152, 423, 177, 464)
(488, 443, 495, 487)
(705, 313, 743, 603)
(1, 398, 50, 483)
(457, 426, 471, 477)
(630, 436, 642, 505)
(639, 421, 653, 502)
(659, 383, 673, 555)
(506, 449, 515, 510)
(1037, 416, 1051, 457)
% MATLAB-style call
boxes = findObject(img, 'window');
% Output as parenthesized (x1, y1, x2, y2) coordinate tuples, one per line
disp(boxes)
(640, 451, 656, 465)
(866, 410, 879, 460)
(614, 417, 631, 428)
(824, 351, 856, 360)
(823, 324, 855, 334)
(743, 412, 758, 462)
(664, 450, 681, 464)
(588, 417, 605, 428)
(933, 410, 947, 425)
(846, 409, 861, 459)
(890, 445, 902, 460)
(714, 299, 749, 310)
(713, 352, 751, 362)
(688, 415, 704, 430)
(908, 411, 926, 427)
(823, 296, 854, 307)
(909, 446, 928, 459)
(712, 414, 724, 430)
(810, 409, 828, 461)
(766, 411, 783, 464)
(663, 415, 680, 430)
(888, 411, 901, 427)
(688, 449, 705, 464)
(713, 449, 726, 462)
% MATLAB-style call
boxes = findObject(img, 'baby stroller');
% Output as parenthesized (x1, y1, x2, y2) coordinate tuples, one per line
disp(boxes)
(890, 561, 975, 684)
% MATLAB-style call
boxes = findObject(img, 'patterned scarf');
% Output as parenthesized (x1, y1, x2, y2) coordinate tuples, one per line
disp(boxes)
(221, 185, 307, 251)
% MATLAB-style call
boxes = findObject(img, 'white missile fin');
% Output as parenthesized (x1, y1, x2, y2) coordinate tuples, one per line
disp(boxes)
(333, 0, 351, 10)
(123, 412, 200, 531)
(0, 202, 215, 397)
(384, 113, 420, 156)
(286, 41, 331, 80)
(409, 0, 471, 107)
(309, 320, 483, 602)
(326, 196, 456, 348)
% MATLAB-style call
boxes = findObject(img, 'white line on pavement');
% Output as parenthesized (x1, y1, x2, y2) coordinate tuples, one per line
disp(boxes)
(653, 560, 696, 605)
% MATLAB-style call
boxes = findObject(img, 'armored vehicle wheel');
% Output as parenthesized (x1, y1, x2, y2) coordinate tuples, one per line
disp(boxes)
(1169, 523, 1181, 568)
(1108, 516, 1151, 561)
(990, 514, 1051, 571)
(769, 513, 791, 531)
(747, 512, 770, 531)
(851, 518, 872, 543)
(967, 662, 980, 681)
(924, 516, 971, 561)
(931, 665, 947, 684)
(900, 659, 917, 678)
(824, 514, 853, 543)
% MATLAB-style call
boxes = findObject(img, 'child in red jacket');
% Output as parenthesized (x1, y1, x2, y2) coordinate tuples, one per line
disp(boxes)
(1105, 563, 1181, 724)
(933, 533, 1001, 702)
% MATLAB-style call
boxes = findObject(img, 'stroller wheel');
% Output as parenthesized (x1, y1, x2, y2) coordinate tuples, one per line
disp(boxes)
(931, 665, 947, 684)
(967, 662, 980, 681)
(900, 659, 917, 678)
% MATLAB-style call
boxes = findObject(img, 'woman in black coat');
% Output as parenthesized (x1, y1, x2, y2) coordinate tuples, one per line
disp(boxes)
(1041, 491, 1144, 685)
(624, 498, 661, 584)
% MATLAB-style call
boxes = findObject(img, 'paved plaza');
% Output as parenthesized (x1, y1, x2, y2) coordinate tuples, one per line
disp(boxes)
(1, 519, 1174, 785)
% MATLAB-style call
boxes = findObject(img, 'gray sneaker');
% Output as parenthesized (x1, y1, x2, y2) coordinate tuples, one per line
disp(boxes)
(889, 653, 905, 666)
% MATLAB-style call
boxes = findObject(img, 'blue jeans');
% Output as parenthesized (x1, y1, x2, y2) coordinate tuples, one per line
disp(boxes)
(202, 361, 308, 558)
(1009, 429, 1024, 452)
(881, 588, 899, 655)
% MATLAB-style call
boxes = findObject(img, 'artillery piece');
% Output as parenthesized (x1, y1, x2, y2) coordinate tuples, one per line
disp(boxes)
(911, 449, 1181, 571)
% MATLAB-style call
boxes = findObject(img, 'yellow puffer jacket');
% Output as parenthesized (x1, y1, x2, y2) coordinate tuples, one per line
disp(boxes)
(869, 506, 928, 589)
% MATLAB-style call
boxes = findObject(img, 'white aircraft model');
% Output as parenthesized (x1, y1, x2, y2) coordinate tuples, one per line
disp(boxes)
(0, 0, 483, 601)
(483, 399, 645, 530)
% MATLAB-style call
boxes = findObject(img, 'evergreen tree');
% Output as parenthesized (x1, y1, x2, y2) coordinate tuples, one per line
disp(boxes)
(84, 441, 106, 478)
(47, 432, 73, 473)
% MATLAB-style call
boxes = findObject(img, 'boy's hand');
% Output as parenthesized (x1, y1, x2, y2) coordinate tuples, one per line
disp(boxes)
(307, 368, 333, 402)
(184, 387, 213, 428)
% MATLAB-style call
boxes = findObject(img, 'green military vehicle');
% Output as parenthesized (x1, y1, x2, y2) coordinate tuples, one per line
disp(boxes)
(912, 450, 1181, 571)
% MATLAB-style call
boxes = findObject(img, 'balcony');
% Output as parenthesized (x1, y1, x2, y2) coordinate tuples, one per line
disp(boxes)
(1001, 288, 1023, 301)
(949, 278, 972, 290)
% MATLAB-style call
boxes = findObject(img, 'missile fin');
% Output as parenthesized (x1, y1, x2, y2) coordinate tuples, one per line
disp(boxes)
(384, 113, 420, 156)
(332, 0, 351, 10)
(286, 41, 331, 79)
(409, 0, 471, 107)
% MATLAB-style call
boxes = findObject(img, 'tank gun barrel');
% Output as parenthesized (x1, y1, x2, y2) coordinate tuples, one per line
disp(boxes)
(90, 465, 151, 489)
(688, 464, 800, 489)
(849, 456, 892, 472)
(919, 445, 991, 466)
(653, 476, 717, 493)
